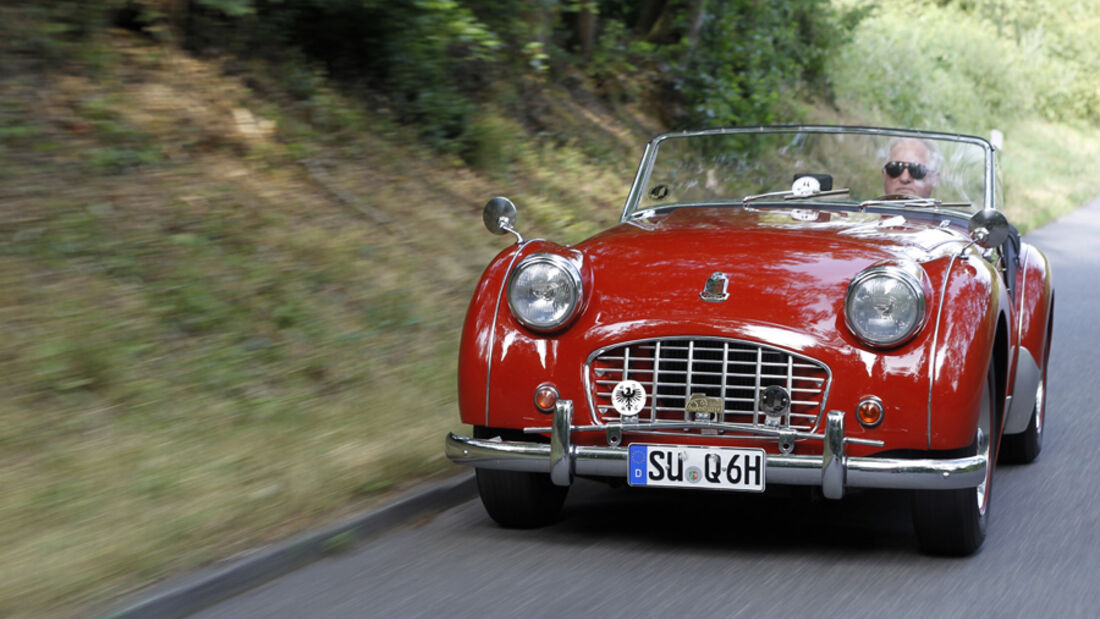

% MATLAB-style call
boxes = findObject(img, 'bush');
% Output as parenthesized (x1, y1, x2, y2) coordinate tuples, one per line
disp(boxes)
(669, 0, 861, 127)
(829, 0, 1099, 132)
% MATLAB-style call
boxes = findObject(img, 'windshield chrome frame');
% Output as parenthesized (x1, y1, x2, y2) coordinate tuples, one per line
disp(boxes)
(619, 125, 997, 223)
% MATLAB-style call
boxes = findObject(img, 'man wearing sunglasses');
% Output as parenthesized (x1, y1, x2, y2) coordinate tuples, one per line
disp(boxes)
(882, 137, 943, 198)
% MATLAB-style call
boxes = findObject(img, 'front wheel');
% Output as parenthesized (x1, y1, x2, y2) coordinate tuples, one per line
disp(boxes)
(475, 468, 568, 528)
(912, 368, 995, 556)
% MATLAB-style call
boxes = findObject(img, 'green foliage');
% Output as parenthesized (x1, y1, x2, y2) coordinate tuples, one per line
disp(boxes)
(77, 95, 165, 173)
(586, 19, 655, 101)
(0, 1, 115, 66)
(195, 0, 257, 18)
(665, 0, 861, 127)
(183, 0, 502, 149)
(831, 0, 1100, 129)
(1, 0, 859, 147)
(459, 108, 525, 169)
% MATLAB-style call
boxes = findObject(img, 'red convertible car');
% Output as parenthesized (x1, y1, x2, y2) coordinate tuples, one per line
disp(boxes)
(445, 126, 1053, 555)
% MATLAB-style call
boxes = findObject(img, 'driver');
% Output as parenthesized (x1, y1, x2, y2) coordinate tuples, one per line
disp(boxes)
(882, 138, 942, 198)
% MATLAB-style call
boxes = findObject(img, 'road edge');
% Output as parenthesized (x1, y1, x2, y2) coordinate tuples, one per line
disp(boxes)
(100, 471, 476, 619)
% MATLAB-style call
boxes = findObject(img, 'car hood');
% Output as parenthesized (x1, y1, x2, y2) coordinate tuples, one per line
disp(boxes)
(572, 207, 967, 345)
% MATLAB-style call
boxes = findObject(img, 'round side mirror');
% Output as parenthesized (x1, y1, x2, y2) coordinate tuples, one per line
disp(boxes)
(968, 209, 1010, 249)
(483, 197, 518, 236)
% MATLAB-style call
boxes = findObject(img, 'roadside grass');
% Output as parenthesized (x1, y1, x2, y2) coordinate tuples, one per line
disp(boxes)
(1000, 120, 1099, 231)
(0, 30, 637, 616)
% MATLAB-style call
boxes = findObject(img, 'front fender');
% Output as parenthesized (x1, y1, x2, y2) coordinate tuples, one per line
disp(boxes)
(927, 249, 1005, 450)
(457, 240, 584, 428)
(1005, 243, 1054, 433)
(457, 242, 524, 428)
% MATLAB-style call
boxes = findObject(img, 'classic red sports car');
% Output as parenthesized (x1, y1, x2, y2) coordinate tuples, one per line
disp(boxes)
(445, 126, 1053, 555)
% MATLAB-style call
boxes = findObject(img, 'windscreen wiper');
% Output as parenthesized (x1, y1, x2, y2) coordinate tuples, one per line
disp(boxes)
(784, 188, 850, 201)
(859, 195, 972, 209)
(742, 188, 850, 206)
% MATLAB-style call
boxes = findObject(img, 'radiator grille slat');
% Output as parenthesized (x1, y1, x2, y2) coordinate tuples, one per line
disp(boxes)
(586, 337, 831, 433)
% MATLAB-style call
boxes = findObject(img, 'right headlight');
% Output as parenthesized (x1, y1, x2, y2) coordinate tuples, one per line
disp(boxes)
(507, 253, 584, 332)
(845, 265, 927, 348)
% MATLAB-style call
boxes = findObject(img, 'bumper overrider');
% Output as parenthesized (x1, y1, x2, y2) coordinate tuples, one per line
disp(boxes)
(445, 401, 987, 499)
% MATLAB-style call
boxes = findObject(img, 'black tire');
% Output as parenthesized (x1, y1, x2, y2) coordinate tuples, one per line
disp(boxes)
(475, 468, 568, 529)
(1000, 401, 1042, 464)
(1001, 355, 1046, 464)
(912, 368, 994, 556)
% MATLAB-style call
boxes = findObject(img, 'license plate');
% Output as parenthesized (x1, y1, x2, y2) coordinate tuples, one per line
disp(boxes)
(627, 444, 765, 492)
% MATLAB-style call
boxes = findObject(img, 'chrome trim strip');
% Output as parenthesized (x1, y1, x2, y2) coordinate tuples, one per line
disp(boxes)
(720, 341, 730, 419)
(753, 347, 763, 426)
(1016, 247, 1030, 350)
(445, 434, 987, 491)
(522, 420, 883, 447)
(685, 340, 695, 410)
(484, 243, 530, 426)
(621, 139, 659, 221)
(650, 340, 661, 422)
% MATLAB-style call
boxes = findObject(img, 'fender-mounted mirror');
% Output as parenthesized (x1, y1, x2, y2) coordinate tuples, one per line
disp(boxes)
(483, 196, 522, 242)
(968, 209, 1010, 249)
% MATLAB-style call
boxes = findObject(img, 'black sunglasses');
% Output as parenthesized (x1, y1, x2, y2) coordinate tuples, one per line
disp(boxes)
(883, 160, 931, 180)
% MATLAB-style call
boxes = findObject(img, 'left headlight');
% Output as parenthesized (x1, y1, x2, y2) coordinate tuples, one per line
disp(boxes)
(845, 265, 927, 348)
(507, 253, 583, 332)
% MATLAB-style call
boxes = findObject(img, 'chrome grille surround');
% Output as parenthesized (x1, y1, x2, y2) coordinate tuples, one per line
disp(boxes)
(585, 337, 831, 438)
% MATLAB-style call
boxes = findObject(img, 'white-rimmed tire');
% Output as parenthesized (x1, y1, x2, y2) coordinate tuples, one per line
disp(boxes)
(1001, 343, 1048, 464)
(912, 367, 995, 556)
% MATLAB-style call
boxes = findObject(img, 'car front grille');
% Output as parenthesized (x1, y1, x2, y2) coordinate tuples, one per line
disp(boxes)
(586, 337, 830, 433)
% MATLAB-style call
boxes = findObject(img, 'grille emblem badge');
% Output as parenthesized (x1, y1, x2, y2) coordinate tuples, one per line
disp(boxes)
(760, 385, 791, 427)
(700, 272, 729, 302)
(685, 393, 723, 418)
(611, 380, 646, 418)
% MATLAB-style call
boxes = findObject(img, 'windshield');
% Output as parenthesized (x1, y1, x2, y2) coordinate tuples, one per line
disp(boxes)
(623, 127, 993, 220)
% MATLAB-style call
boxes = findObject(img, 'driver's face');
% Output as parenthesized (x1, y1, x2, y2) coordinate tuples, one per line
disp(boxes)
(883, 141, 938, 198)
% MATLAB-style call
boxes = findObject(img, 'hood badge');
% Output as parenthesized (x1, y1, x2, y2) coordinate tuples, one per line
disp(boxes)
(700, 272, 729, 303)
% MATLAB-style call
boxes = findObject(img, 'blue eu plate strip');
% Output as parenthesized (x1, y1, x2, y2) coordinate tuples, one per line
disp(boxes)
(628, 444, 648, 485)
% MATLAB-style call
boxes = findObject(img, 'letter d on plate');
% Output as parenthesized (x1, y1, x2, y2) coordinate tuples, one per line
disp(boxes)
(628, 445, 648, 485)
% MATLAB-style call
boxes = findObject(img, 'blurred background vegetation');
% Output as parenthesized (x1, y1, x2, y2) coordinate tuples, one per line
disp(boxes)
(0, 0, 1096, 614)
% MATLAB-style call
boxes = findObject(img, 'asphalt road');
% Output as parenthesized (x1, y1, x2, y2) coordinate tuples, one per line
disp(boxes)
(196, 200, 1100, 618)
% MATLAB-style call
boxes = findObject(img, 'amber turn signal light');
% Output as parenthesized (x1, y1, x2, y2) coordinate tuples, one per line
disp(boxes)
(534, 384, 559, 413)
(856, 397, 884, 427)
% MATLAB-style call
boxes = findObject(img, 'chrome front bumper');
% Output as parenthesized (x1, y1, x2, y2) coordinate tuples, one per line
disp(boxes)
(445, 401, 987, 499)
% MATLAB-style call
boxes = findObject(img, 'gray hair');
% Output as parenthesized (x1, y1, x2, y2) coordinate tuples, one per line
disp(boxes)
(886, 137, 944, 172)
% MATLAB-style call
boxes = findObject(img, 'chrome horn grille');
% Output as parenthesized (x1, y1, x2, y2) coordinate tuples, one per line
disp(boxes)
(586, 337, 831, 433)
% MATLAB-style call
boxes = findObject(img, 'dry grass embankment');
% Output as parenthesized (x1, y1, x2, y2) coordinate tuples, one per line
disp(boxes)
(0, 28, 650, 616)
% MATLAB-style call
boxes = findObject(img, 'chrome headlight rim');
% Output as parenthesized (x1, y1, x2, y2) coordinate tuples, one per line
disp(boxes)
(506, 252, 584, 333)
(844, 264, 927, 349)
